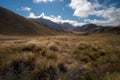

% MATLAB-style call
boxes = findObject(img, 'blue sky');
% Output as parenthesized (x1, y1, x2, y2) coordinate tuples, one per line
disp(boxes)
(0, 0, 120, 26)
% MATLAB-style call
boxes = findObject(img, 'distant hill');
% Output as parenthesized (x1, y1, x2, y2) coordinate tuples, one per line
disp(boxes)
(88, 26, 120, 34)
(73, 24, 98, 32)
(73, 24, 120, 34)
(0, 7, 59, 36)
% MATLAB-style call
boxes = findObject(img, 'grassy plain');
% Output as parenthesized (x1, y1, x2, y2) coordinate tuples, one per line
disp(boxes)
(0, 34, 120, 80)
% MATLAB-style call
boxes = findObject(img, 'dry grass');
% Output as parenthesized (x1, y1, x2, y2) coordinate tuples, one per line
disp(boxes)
(0, 34, 120, 80)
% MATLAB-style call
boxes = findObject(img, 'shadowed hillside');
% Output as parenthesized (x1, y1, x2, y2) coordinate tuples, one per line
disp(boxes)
(88, 26, 120, 34)
(73, 24, 98, 32)
(0, 7, 59, 36)
(73, 24, 120, 34)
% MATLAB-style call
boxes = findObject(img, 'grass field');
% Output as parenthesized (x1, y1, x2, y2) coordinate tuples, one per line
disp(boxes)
(0, 34, 120, 80)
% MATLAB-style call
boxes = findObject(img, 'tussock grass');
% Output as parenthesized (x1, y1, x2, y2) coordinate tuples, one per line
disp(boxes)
(0, 35, 120, 80)
(47, 42, 61, 52)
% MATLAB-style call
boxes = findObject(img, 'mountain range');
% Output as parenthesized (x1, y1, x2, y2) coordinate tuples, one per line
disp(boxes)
(35, 17, 120, 34)
(0, 7, 120, 36)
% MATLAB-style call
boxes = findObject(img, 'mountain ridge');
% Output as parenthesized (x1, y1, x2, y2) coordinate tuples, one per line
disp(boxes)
(0, 7, 59, 36)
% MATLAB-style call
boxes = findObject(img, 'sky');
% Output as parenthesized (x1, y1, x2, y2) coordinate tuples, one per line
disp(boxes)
(0, 0, 120, 26)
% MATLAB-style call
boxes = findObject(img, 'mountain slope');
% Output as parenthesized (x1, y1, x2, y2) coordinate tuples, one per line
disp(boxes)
(35, 17, 64, 32)
(34, 16, 75, 32)
(73, 24, 120, 34)
(0, 7, 59, 36)
(88, 27, 120, 34)
(73, 24, 98, 32)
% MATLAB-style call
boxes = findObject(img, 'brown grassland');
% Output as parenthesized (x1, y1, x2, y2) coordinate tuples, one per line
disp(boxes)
(0, 34, 120, 80)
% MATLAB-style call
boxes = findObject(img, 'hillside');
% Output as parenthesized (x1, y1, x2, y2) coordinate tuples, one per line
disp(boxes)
(88, 26, 120, 34)
(73, 24, 98, 32)
(0, 7, 59, 36)
(73, 24, 120, 34)
(35, 17, 65, 32)
(35, 17, 74, 32)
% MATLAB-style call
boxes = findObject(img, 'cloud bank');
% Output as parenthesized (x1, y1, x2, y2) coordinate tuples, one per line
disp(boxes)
(69, 0, 120, 26)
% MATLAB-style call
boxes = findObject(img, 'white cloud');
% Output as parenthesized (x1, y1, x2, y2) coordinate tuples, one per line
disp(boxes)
(28, 13, 38, 18)
(33, 0, 64, 3)
(22, 7, 31, 12)
(28, 12, 85, 26)
(33, 0, 55, 3)
(69, 0, 95, 17)
(84, 19, 110, 26)
(93, 7, 120, 26)
(69, 0, 120, 26)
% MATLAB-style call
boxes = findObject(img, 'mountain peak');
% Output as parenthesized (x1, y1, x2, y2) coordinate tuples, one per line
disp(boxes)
(40, 12, 45, 18)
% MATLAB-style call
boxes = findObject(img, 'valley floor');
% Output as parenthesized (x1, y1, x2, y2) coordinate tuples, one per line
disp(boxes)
(0, 34, 120, 80)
